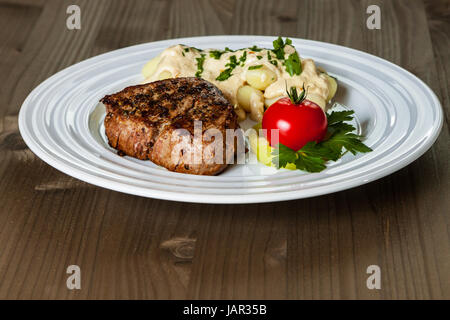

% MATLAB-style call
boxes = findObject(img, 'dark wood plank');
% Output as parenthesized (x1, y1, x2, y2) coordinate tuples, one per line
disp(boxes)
(365, 0, 450, 299)
(93, 0, 173, 55)
(423, 0, 450, 299)
(0, 0, 448, 299)
(0, 0, 111, 299)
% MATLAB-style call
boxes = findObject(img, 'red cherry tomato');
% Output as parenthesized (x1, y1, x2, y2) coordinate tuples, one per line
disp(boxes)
(262, 97, 327, 151)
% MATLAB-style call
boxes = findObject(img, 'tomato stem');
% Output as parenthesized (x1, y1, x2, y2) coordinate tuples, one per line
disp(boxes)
(286, 84, 307, 105)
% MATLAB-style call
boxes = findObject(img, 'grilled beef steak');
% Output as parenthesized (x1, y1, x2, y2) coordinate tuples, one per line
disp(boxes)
(101, 77, 239, 175)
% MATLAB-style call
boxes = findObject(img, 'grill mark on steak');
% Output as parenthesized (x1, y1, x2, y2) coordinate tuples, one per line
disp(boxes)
(101, 77, 239, 175)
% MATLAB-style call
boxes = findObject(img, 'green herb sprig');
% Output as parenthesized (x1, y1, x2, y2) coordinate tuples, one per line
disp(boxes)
(248, 65, 263, 70)
(239, 50, 247, 65)
(271, 110, 372, 172)
(209, 50, 225, 59)
(216, 51, 247, 81)
(195, 53, 206, 77)
(271, 37, 302, 76)
(285, 51, 302, 76)
(272, 37, 292, 59)
(249, 45, 263, 52)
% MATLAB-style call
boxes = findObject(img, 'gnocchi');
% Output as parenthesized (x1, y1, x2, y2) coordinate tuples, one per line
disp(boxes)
(246, 66, 277, 90)
(142, 55, 162, 78)
(324, 74, 338, 101)
(264, 96, 284, 108)
(237, 85, 265, 122)
(234, 104, 247, 122)
(158, 70, 173, 80)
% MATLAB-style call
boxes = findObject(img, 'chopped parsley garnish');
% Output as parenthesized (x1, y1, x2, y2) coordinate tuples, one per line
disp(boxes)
(216, 55, 237, 81)
(228, 55, 238, 66)
(248, 65, 263, 70)
(270, 37, 302, 76)
(210, 50, 225, 59)
(249, 45, 263, 52)
(216, 51, 247, 81)
(185, 37, 303, 80)
(285, 51, 302, 76)
(195, 53, 206, 77)
(272, 36, 291, 59)
(271, 110, 372, 172)
(239, 51, 247, 66)
(267, 51, 278, 66)
(216, 68, 233, 81)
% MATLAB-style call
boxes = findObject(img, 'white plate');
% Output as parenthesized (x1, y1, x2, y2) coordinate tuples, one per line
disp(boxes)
(18, 36, 443, 204)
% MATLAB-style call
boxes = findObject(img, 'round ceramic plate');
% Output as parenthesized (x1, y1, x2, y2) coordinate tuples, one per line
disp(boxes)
(18, 36, 443, 204)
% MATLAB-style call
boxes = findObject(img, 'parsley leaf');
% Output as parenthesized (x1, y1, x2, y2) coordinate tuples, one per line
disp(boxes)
(209, 50, 225, 59)
(195, 53, 206, 77)
(216, 55, 236, 81)
(300, 141, 334, 159)
(267, 52, 278, 66)
(322, 132, 372, 158)
(326, 110, 357, 136)
(269, 110, 372, 172)
(272, 36, 287, 59)
(249, 45, 263, 52)
(272, 37, 284, 49)
(285, 51, 302, 76)
(271, 37, 303, 76)
(294, 154, 326, 172)
(328, 122, 355, 135)
(216, 52, 246, 81)
(271, 144, 297, 169)
(322, 111, 372, 159)
(272, 37, 293, 59)
(228, 55, 237, 66)
(248, 65, 263, 70)
(216, 68, 233, 81)
(239, 51, 247, 66)
(326, 110, 354, 125)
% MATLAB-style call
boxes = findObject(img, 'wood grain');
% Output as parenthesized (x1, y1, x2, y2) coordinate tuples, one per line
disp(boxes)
(0, 0, 448, 299)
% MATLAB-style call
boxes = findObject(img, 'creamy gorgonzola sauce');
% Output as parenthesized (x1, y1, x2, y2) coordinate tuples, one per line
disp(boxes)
(142, 42, 330, 115)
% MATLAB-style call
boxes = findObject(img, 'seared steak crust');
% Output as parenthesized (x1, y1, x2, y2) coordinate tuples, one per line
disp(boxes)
(101, 77, 238, 175)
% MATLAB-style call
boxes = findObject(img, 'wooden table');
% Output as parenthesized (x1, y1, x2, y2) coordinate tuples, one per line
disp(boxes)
(0, 0, 448, 299)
